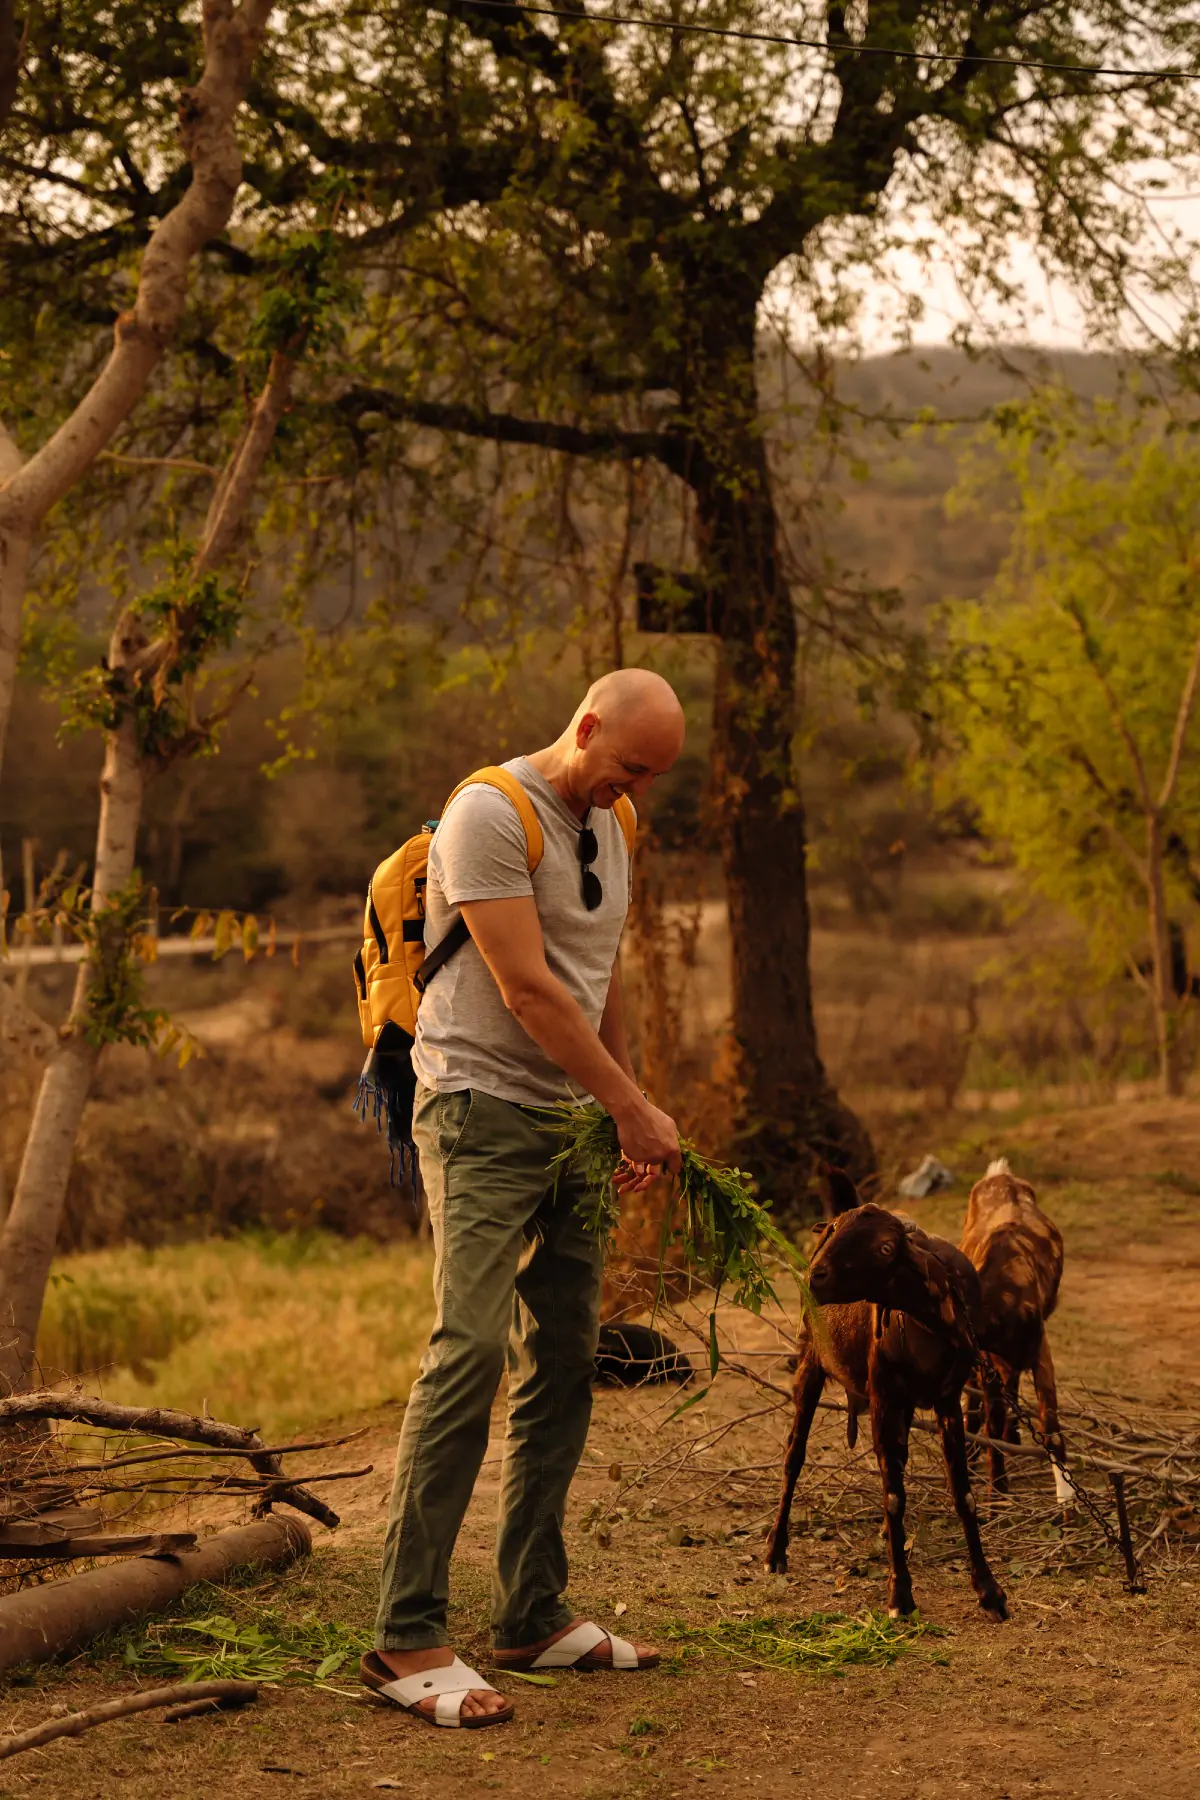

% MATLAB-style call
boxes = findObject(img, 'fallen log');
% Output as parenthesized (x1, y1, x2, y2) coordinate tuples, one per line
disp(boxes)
(0, 1393, 339, 1529)
(0, 1515, 310, 1674)
(0, 1679, 257, 1759)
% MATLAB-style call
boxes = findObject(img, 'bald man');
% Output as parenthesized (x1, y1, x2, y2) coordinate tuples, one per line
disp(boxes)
(363, 670, 686, 1729)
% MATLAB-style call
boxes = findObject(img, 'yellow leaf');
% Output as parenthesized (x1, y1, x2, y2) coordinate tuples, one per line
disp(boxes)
(213, 910, 235, 960)
(265, 917, 277, 958)
(242, 914, 259, 961)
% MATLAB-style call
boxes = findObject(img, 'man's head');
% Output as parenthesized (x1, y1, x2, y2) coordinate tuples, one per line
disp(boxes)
(563, 669, 685, 811)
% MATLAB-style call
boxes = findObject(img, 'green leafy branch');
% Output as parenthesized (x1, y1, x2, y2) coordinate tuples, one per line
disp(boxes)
(543, 1101, 811, 1318)
(74, 873, 168, 1052)
(60, 560, 243, 765)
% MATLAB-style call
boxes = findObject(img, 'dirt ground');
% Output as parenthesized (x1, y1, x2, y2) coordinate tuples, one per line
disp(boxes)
(4, 1099, 1200, 1800)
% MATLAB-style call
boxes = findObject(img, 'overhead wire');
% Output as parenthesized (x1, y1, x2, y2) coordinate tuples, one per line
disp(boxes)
(479, 1, 1195, 83)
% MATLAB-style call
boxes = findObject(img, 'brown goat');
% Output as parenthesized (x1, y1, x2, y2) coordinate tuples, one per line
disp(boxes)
(960, 1157, 1073, 1505)
(766, 1192, 1008, 1622)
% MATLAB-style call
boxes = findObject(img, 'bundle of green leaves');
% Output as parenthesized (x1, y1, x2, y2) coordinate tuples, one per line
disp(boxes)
(543, 1102, 807, 1316)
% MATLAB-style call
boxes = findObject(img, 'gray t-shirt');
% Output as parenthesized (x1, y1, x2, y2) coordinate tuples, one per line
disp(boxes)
(411, 757, 632, 1104)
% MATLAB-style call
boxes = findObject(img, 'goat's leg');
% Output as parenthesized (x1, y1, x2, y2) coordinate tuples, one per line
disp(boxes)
(869, 1384, 915, 1618)
(964, 1377, 984, 1475)
(1032, 1331, 1075, 1508)
(981, 1357, 1010, 1495)
(937, 1401, 1008, 1622)
(764, 1352, 825, 1574)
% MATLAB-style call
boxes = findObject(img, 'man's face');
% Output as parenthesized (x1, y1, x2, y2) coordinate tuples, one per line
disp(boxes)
(571, 710, 681, 809)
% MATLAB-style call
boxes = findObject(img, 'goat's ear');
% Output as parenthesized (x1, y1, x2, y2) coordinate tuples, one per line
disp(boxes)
(810, 1220, 834, 1250)
(906, 1241, 959, 1327)
(818, 1162, 861, 1220)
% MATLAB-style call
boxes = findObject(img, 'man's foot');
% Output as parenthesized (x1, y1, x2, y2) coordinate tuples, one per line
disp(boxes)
(374, 1646, 510, 1721)
(493, 1618, 659, 1670)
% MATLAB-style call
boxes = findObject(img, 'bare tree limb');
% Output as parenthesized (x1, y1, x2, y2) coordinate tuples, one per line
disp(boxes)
(98, 451, 220, 480)
(338, 385, 682, 471)
(0, 1392, 341, 1530)
(1159, 626, 1200, 812)
(0, 1681, 258, 1761)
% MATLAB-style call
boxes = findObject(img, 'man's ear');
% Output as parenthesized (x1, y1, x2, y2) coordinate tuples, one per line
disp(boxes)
(576, 711, 599, 748)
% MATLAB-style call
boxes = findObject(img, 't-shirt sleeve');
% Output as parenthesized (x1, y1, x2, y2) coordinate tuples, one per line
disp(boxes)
(430, 784, 534, 905)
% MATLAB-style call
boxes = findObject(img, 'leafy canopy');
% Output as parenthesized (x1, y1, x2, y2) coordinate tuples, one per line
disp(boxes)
(936, 388, 1200, 975)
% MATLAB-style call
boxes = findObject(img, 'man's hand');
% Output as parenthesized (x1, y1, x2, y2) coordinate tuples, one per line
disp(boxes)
(611, 1093, 682, 1193)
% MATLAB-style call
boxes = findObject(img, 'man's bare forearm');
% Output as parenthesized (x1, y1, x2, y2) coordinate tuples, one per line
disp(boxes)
(507, 973, 641, 1117)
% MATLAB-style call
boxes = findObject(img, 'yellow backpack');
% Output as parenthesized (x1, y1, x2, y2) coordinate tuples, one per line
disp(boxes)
(353, 765, 636, 1185)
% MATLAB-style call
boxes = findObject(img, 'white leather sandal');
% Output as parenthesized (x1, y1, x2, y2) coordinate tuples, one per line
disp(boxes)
(493, 1620, 658, 1672)
(360, 1651, 515, 1728)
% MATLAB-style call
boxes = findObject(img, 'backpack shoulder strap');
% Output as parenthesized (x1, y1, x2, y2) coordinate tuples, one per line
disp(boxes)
(613, 794, 637, 859)
(443, 765, 544, 873)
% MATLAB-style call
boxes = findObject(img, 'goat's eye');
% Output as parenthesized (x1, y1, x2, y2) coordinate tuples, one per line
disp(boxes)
(879, 1241, 896, 1258)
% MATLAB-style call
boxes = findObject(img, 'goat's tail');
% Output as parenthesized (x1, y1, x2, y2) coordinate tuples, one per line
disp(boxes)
(985, 1156, 1012, 1177)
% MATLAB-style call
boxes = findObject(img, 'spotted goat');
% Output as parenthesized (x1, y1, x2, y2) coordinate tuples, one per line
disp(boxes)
(960, 1157, 1073, 1506)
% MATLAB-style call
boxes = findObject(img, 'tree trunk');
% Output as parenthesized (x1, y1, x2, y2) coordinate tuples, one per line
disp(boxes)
(0, 423, 25, 788)
(686, 328, 875, 1227)
(0, 706, 143, 1390)
(1146, 817, 1183, 1099)
(0, 348, 301, 1391)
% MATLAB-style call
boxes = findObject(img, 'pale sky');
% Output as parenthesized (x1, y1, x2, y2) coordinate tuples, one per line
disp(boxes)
(852, 189, 1200, 355)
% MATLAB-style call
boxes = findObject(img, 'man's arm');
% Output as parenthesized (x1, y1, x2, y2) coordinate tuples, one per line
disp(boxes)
(598, 965, 638, 1086)
(460, 895, 680, 1174)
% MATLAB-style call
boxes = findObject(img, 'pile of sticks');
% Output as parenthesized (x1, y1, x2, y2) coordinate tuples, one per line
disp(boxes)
(0, 1391, 371, 1578)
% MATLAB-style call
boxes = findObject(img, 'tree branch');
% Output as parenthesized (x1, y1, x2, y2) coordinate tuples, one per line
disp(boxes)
(197, 347, 298, 570)
(0, 0, 275, 539)
(0, 1391, 341, 1529)
(1064, 599, 1155, 815)
(1159, 627, 1200, 812)
(98, 451, 219, 479)
(337, 385, 683, 472)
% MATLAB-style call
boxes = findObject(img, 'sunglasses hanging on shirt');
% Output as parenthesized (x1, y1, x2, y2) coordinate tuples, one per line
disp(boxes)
(577, 818, 603, 911)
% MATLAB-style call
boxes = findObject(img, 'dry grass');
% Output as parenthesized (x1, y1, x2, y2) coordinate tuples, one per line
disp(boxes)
(36, 1232, 435, 1440)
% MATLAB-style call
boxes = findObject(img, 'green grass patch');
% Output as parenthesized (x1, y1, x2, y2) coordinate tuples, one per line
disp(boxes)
(100, 1578, 371, 1687)
(661, 1610, 946, 1676)
(118, 1611, 370, 1685)
(37, 1231, 435, 1439)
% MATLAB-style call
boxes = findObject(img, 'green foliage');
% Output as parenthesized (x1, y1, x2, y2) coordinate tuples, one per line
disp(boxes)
(247, 217, 358, 361)
(76, 874, 168, 1051)
(936, 387, 1200, 979)
(60, 562, 242, 763)
(662, 1610, 944, 1676)
(543, 1101, 809, 1314)
(112, 1609, 370, 1686)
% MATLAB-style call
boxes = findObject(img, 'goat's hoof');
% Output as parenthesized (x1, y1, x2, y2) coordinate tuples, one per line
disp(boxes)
(765, 1554, 788, 1575)
(982, 1592, 1009, 1623)
(887, 1601, 915, 1620)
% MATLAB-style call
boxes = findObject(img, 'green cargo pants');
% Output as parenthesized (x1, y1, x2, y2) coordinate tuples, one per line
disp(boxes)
(374, 1084, 604, 1652)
